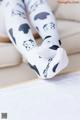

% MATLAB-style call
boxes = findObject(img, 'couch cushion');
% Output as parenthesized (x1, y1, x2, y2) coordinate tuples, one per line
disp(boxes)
(0, 35, 10, 42)
(0, 63, 37, 88)
(57, 20, 80, 38)
(47, 0, 58, 12)
(60, 53, 80, 74)
(56, 20, 80, 54)
(61, 33, 80, 55)
(0, 43, 22, 68)
(55, 3, 80, 22)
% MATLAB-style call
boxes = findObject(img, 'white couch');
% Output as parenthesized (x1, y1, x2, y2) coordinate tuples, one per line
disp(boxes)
(0, 0, 80, 87)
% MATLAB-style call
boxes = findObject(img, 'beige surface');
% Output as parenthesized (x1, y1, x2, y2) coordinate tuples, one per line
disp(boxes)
(57, 20, 80, 38)
(55, 3, 80, 22)
(0, 43, 22, 68)
(48, 0, 58, 12)
(57, 20, 80, 54)
(60, 53, 80, 74)
(0, 35, 10, 42)
(0, 53, 80, 88)
(61, 33, 80, 55)
(0, 63, 37, 88)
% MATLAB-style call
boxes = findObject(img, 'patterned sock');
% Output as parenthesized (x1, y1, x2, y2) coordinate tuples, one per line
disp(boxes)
(27, 47, 69, 79)
(3, 0, 37, 58)
(4, 0, 68, 79)
(25, 0, 62, 58)
(3, 0, 69, 79)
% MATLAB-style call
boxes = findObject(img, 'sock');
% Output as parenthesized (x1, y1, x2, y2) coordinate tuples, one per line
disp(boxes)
(3, 0, 37, 59)
(3, 0, 68, 79)
(27, 47, 69, 79)
(3, 0, 69, 79)
(25, 0, 62, 58)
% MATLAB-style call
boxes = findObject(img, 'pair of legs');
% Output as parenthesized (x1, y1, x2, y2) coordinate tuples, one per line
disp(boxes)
(3, 0, 68, 79)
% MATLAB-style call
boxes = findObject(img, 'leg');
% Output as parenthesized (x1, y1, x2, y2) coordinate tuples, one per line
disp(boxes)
(3, 0, 66, 79)
(25, 0, 61, 58)
(25, 0, 69, 78)
(3, 0, 37, 57)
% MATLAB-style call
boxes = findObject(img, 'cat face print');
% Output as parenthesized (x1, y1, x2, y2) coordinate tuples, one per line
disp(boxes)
(43, 22, 56, 32)
(23, 39, 35, 51)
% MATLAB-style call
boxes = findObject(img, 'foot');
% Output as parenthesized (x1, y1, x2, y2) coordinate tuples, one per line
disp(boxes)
(38, 37, 61, 59)
(27, 47, 69, 79)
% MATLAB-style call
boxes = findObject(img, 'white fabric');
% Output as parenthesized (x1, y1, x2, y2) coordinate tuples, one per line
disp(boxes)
(0, 3, 7, 35)
(2, 0, 68, 79)
(26, 0, 61, 59)
(0, 71, 80, 120)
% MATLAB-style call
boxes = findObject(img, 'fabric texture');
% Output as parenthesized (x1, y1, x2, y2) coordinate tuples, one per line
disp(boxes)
(25, 0, 61, 59)
(0, 43, 22, 68)
(2, 0, 68, 79)
(55, 3, 80, 22)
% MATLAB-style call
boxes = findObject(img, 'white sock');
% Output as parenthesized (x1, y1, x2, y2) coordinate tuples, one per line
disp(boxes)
(25, 0, 62, 58)
(3, 0, 69, 79)
(3, 0, 37, 58)
(27, 47, 69, 79)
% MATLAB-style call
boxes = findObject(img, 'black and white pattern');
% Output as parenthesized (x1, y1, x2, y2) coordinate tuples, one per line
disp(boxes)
(23, 39, 35, 51)
(49, 45, 59, 50)
(4, 0, 37, 53)
(34, 12, 50, 20)
(43, 58, 53, 78)
(53, 63, 59, 72)
(44, 36, 52, 40)
(28, 63, 40, 76)
(26, 0, 62, 59)
(3, 0, 68, 79)
(27, 0, 45, 13)
(59, 39, 62, 46)
(43, 22, 56, 32)
(9, 28, 16, 44)
(11, 9, 26, 19)
(11, 1, 26, 19)
(19, 23, 30, 34)
(27, 47, 68, 79)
